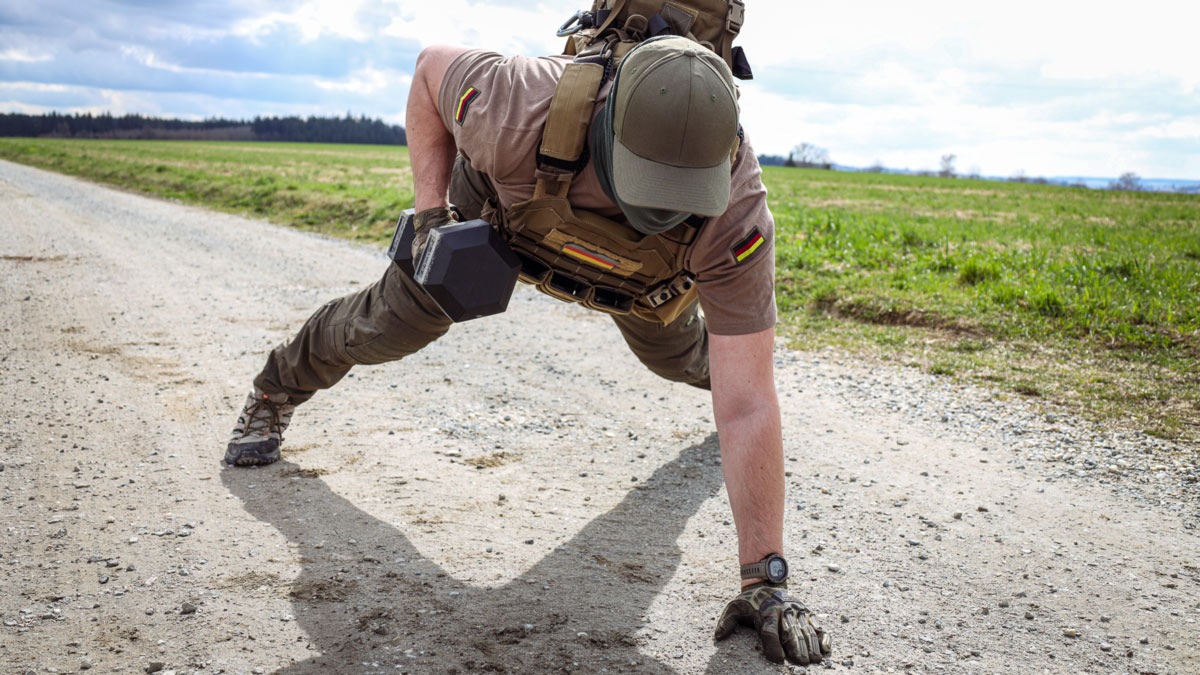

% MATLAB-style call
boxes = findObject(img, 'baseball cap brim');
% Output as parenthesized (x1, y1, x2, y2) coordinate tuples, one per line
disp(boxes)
(611, 139, 731, 217)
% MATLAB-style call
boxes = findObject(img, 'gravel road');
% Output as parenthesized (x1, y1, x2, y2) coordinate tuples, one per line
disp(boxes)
(2, 158, 1197, 675)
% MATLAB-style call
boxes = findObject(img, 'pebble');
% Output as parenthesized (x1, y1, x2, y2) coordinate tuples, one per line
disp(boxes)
(1063, 629, 1080, 638)
(180, 602, 197, 615)
(826, 564, 841, 573)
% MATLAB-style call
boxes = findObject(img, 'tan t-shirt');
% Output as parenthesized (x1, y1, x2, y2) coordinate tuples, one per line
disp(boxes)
(438, 50, 776, 335)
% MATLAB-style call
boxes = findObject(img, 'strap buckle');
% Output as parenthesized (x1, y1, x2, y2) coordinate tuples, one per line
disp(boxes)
(726, 0, 745, 33)
(644, 275, 694, 308)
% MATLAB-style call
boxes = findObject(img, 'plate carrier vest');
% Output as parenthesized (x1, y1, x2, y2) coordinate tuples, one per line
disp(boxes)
(488, 0, 751, 326)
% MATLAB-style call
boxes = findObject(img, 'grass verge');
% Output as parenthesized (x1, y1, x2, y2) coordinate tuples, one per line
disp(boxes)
(2, 139, 1197, 441)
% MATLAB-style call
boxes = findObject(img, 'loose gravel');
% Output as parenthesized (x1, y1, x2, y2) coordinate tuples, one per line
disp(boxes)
(2, 159, 1197, 674)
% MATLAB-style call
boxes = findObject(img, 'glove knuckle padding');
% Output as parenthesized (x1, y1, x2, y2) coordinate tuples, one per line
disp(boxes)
(781, 612, 810, 664)
(714, 583, 832, 665)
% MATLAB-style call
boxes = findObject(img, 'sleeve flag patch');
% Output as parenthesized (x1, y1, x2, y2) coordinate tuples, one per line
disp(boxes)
(731, 228, 765, 263)
(454, 87, 480, 126)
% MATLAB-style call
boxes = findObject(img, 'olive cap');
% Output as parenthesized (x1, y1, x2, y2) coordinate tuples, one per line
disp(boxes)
(610, 36, 739, 217)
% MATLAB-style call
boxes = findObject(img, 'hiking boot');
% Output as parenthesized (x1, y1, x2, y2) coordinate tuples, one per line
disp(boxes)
(224, 388, 295, 467)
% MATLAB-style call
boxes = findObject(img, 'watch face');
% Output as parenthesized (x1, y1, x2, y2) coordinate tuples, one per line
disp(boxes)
(767, 556, 787, 581)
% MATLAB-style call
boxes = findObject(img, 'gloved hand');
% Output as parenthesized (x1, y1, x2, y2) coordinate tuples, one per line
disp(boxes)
(411, 206, 459, 262)
(713, 583, 831, 665)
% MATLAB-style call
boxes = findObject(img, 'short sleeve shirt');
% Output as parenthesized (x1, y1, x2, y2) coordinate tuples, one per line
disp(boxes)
(438, 50, 776, 335)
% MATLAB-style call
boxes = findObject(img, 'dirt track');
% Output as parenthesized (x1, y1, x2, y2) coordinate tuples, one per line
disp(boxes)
(2, 159, 1198, 674)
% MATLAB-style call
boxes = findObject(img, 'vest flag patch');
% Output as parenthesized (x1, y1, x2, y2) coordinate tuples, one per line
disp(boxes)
(454, 86, 480, 126)
(562, 242, 617, 270)
(732, 228, 765, 263)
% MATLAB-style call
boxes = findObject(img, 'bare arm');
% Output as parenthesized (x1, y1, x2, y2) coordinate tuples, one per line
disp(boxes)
(407, 45, 470, 211)
(709, 327, 784, 587)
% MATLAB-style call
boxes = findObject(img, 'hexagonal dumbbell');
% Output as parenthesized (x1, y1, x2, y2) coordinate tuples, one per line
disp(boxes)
(387, 209, 520, 322)
(386, 208, 419, 277)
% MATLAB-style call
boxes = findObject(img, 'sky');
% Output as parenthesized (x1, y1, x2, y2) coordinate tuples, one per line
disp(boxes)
(2, 0, 1198, 181)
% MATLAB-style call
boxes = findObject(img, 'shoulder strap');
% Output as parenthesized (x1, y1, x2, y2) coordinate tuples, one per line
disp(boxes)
(538, 59, 606, 174)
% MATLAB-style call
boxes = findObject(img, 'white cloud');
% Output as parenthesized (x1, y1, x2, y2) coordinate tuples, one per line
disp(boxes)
(1, 0, 1195, 180)
(233, 0, 375, 42)
(314, 66, 411, 95)
(0, 81, 71, 93)
(1, 49, 52, 63)
(380, 1, 574, 54)
(731, 1, 1199, 178)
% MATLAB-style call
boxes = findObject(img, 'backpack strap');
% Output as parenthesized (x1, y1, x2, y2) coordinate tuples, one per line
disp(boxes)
(592, 0, 629, 39)
(534, 48, 614, 203)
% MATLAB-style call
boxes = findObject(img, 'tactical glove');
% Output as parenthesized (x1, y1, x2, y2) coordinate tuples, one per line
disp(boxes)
(713, 583, 831, 665)
(411, 206, 459, 262)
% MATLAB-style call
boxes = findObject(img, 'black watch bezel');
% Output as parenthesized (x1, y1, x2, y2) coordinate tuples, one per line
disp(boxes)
(765, 554, 788, 584)
(740, 553, 789, 584)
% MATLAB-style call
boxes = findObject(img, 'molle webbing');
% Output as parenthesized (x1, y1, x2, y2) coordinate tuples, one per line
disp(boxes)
(502, 196, 701, 324)
(561, 0, 750, 79)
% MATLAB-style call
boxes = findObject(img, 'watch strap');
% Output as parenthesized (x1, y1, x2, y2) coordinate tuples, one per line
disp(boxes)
(740, 560, 770, 580)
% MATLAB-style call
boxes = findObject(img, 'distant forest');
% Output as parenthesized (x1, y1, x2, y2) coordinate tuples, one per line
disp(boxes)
(0, 112, 407, 145)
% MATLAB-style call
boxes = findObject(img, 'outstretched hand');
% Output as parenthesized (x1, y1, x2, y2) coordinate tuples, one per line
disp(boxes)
(713, 583, 831, 665)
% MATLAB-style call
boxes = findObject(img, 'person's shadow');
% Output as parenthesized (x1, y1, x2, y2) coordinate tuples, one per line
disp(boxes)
(223, 433, 758, 673)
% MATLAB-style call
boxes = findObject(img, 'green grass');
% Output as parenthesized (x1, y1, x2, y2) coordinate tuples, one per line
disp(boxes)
(0, 138, 412, 243)
(770, 168, 1200, 439)
(2, 138, 1198, 440)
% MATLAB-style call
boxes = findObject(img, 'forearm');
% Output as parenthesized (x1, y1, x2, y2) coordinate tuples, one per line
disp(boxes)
(719, 397, 784, 567)
(708, 329, 785, 585)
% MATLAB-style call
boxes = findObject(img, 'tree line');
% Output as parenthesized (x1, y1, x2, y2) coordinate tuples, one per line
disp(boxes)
(0, 112, 407, 145)
(758, 142, 1199, 193)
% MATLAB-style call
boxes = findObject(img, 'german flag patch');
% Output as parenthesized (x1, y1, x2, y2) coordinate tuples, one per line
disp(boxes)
(731, 228, 765, 264)
(563, 242, 617, 270)
(454, 86, 479, 126)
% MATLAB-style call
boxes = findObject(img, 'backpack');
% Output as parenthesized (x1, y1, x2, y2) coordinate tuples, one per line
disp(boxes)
(557, 0, 752, 80)
(539, 0, 750, 177)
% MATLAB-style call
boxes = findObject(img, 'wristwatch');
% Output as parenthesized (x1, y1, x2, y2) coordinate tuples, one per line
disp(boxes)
(740, 553, 789, 584)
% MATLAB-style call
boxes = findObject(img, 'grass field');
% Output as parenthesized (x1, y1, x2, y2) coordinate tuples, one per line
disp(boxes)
(2, 138, 1197, 441)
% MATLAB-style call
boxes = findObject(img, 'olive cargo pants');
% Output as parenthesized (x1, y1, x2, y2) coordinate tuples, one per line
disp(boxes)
(252, 159, 710, 404)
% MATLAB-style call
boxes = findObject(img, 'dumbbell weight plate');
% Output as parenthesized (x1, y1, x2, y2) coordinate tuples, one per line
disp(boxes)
(413, 219, 521, 322)
(386, 208, 417, 276)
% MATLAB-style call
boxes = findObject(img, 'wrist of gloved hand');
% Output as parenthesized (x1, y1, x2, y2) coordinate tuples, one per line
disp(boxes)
(713, 582, 831, 665)
(411, 206, 459, 261)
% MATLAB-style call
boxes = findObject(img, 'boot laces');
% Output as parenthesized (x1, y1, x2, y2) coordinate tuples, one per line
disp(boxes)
(236, 393, 292, 440)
